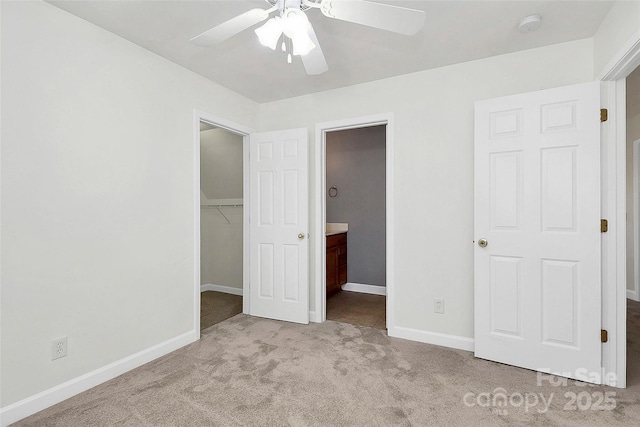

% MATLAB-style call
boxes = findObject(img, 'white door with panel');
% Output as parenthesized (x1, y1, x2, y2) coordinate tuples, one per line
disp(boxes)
(249, 128, 309, 324)
(474, 82, 601, 382)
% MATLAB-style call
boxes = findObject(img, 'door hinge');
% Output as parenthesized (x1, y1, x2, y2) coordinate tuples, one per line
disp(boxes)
(601, 219, 608, 233)
(601, 329, 608, 343)
(600, 108, 608, 122)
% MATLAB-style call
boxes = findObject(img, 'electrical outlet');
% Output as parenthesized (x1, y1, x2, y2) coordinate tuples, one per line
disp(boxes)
(434, 299, 445, 314)
(51, 337, 68, 360)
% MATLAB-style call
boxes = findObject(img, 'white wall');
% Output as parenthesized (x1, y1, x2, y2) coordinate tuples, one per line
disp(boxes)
(0, 0, 258, 409)
(593, 0, 640, 77)
(200, 128, 243, 290)
(259, 39, 594, 339)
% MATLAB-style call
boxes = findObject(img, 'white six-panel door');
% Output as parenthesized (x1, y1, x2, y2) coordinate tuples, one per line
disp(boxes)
(249, 128, 309, 324)
(474, 82, 602, 382)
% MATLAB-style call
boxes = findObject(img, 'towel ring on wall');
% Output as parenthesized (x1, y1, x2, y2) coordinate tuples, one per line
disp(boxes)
(328, 186, 338, 198)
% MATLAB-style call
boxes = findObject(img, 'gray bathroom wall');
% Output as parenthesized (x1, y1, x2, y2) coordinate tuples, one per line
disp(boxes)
(326, 125, 386, 287)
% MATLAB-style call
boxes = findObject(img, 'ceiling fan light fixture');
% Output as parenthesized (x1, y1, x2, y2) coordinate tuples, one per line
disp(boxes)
(281, 8, 315, 56)
(281, 8, 308, 37)
(292, 34, 315, 56)
(192, 0, 426, 74)
(255, 16, 282, 50)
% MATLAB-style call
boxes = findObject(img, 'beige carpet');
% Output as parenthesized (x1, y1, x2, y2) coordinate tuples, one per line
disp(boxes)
(13, 308, 640, 426)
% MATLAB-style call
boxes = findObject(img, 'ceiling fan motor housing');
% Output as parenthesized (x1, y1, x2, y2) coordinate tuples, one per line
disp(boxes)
(276, 0, 304, 14)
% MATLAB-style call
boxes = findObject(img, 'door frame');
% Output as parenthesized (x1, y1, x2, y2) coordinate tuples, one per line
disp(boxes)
(313, 113, 395, 325)
(599, 29, 640, 388)
(193, 110, 254, 337)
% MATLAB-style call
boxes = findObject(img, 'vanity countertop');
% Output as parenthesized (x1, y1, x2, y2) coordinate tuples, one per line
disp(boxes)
(326, 223, 348, 236)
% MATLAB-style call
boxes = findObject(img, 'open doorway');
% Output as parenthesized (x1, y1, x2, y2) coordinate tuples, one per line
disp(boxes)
(597, 33, 640, 388)
(195, 114, 310, 330)
(199, 121, 244, 331)
(324, 125, 387, 329)
(626, 65, 640, 386)
(323, 125, 387, 328)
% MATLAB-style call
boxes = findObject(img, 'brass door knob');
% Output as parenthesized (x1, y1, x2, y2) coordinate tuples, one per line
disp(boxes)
(298, 233, 305, 240)
(478, 238, 488, 248)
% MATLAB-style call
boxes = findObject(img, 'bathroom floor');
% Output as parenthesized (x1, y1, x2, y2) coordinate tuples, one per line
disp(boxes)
(326, 290, 386, 330)
(200, 291, 243, 331)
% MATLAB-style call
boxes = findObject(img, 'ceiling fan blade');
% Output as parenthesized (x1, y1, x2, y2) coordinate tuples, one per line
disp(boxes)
(301, 24, 328, 75)
(321, 0, 425, 35)
(191, 8, 269, 46)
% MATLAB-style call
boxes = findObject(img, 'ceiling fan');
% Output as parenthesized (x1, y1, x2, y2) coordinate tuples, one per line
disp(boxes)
(190, 0, 426, 75)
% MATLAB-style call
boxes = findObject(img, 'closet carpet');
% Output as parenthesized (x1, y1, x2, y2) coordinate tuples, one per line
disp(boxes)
(15, 309, 640, 426)
(200, 291, 242, 331)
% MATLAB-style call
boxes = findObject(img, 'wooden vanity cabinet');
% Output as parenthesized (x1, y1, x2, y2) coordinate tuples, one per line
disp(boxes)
(326, 232, 347, 296)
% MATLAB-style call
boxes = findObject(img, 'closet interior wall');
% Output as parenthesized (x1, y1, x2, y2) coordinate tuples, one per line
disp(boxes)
(200, 126, 243, 291)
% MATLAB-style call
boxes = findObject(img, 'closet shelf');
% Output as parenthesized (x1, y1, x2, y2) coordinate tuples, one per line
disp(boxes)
(200, 198, 243, 208)
(200, 198, 243, 225)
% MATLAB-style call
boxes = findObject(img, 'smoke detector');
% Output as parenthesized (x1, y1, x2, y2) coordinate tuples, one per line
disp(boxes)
(519, 15, 542, 33)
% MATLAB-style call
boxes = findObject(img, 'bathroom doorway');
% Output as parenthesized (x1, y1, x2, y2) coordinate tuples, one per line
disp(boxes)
(324, 125, 387, 329)
(199, 120, 244, 331)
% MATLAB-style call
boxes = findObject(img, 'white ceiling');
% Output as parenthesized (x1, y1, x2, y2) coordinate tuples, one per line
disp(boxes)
(48, 0, 614, 103)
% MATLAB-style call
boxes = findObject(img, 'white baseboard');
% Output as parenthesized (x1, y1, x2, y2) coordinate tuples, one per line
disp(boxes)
(388, 325, 474, 352)
(628, 289, 640, 302)
(341, 282, 386, 296)
(0, 331, 197, 427)
(201, 283, 243, 296)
